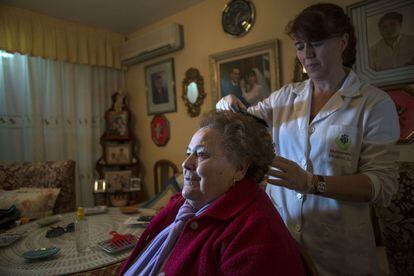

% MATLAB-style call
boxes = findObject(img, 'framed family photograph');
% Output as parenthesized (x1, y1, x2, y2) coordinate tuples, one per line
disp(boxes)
(348, 0, 414, 87)
(145, 58, 176, 115)
(105, 143, 132, 164)
(105, 170, 132, 192)
(209, 39, 281, 107)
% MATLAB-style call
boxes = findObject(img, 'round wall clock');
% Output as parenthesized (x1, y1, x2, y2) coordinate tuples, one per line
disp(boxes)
(222, 0, 255, 37)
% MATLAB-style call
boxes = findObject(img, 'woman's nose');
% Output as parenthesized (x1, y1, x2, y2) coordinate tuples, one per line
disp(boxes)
(304, 43, 315, 58)
(182, 154, 197, 171)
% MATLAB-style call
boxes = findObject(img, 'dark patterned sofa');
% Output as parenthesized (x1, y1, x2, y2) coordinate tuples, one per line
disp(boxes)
(0, 160, 76, 214)
(374, 162, 414, 275)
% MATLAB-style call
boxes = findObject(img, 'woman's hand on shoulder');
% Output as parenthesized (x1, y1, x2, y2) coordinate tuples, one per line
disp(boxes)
(216, 94, 247, 112)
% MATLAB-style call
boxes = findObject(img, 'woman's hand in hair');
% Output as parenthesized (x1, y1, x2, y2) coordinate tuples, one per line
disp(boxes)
(216, 94, 247, 112)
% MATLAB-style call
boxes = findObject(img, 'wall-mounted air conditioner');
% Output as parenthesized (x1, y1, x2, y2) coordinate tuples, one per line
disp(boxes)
(121, 23, 184, 66)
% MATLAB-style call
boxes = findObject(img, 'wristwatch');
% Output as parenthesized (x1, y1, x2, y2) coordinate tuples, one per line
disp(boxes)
(314, 175, 326, 195)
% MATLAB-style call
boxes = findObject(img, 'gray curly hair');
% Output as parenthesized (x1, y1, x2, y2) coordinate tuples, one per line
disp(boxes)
(198, 111, 275, 183)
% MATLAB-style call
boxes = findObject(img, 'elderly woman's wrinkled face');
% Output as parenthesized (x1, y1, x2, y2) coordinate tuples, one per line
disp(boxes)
(182, 127, 240, 209)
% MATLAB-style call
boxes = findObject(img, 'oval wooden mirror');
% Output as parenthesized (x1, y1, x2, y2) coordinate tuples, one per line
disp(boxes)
(182, 68, 205, 117)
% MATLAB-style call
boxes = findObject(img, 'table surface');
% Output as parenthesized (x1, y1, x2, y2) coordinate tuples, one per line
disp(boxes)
(0, 208, 145, 276)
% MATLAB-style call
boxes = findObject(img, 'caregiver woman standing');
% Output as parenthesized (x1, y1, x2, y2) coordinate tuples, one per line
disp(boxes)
(216, 3, 400, 275)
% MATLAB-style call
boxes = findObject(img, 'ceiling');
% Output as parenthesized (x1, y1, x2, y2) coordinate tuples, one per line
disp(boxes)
(0, 0, 205, 34)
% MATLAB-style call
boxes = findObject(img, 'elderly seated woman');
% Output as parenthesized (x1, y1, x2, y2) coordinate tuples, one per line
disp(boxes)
(120, 111, 306, 275)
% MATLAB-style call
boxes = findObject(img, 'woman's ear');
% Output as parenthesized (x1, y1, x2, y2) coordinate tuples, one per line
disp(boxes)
(234, 161, 250, 182)
(340, 33, 349, 52)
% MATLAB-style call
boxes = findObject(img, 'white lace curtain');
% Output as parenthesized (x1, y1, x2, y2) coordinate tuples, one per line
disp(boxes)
(0, 51, 123, 206)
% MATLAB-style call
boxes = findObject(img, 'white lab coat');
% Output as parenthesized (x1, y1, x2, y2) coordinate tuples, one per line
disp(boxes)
(216, 70, 400, 275)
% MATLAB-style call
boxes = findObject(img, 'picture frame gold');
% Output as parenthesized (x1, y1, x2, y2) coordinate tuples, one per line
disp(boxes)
(209, 39, 281, 107)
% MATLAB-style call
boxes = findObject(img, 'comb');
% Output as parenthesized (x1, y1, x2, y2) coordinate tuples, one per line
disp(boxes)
(109, 231, 137, 248)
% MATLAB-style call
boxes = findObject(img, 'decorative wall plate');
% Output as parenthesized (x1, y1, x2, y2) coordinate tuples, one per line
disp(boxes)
(151, 115, 170, 146)
(222, 0, 255, 37)
(386, 89, 414, 144)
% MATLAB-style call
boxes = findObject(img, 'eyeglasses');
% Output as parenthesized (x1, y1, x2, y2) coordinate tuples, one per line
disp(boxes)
(45, 223, 75, 238)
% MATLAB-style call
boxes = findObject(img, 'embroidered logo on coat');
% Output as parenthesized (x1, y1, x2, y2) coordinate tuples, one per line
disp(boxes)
(335, 134, 351, 150)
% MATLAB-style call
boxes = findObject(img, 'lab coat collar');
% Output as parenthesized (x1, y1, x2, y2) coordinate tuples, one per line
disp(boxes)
(310, 70, 364, 124)
(293, 69, 363, 99)
(337, 70, 364, 98)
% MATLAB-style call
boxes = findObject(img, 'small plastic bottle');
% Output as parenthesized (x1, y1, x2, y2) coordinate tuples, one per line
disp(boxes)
(75, 207, 89, 253)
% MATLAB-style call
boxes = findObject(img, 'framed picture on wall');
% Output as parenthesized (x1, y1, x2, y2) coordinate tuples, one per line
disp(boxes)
(347, 0, 414, 87)
(209, 39, 281, 107)
(145, 58, 176, 115)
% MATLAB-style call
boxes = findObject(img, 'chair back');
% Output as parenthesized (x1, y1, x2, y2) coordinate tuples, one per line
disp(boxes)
(373, 162, 414, 275)
(153, 159, 178, 194)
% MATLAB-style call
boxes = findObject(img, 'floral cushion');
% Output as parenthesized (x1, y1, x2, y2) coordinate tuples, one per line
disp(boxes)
(0, 188, 61, 219)
(374, 162, 414, 275)
(0, 160, 75, 214)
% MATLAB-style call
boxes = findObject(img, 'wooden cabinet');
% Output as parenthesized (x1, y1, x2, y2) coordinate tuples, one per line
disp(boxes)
(94, 92, 142, 206)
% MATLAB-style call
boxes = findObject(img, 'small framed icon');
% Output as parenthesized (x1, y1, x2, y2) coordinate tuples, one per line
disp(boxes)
(105, 170, 132, 192)
(130, 177, 142, 191)
(94, 180, 106, 193)
(105, 143, 132, 164)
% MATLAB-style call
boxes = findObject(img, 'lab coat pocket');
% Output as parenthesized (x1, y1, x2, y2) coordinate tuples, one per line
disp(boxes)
(318, 222, 376, 275)
(326, 125, 360, 170)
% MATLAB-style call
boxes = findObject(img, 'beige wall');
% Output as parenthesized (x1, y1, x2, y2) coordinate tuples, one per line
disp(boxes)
(125, 0, 414, 198)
